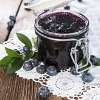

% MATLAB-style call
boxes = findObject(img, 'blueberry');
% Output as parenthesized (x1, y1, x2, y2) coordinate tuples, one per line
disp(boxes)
(36, 86, 50, 97)
(23, 60, 34, 71)
(64, 5, 70, 10)
(81, 72, 94, 83)
(36, 65, 46, 74)
(47, 66, 58, 76)
(23, 46, 30, 53)
(78, 0, 82, 2)
(30, 59, 39, 67)
(90, 55, 98, 65)
(70, 66, 79, 75)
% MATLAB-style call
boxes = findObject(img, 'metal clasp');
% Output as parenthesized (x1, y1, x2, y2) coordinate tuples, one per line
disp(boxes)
(70, 38, 91, 74)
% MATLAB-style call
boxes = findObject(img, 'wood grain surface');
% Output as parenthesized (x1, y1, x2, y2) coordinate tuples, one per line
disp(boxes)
(0, 0, 22, 42)
(0, 69, 68, 100)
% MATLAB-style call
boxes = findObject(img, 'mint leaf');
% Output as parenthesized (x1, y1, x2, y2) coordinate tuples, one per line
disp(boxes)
(16, 33, 32, 49)
(5, 48, 21, 58)
(6, 58, 24, 74)
(24, 50, 34, 60)
(0, 56, 23, 74)
(0, 56, 13, 66)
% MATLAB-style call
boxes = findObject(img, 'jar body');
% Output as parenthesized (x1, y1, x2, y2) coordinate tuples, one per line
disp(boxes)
(35, 11, 89, 70)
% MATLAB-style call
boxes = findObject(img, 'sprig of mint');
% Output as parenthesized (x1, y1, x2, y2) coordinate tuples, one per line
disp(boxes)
(0, 48, 23, 74)
(0, 33, 38, 74)
(16, 33, 32, 49)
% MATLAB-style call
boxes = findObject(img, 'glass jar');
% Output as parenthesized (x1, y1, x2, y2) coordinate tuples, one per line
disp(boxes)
(34, 10, 89, 72)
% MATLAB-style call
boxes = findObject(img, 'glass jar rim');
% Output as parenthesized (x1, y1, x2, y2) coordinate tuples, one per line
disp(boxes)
(35, 10, 89, 39)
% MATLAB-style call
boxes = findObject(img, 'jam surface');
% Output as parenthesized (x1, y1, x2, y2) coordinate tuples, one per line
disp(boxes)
(38, 12, 86, 33)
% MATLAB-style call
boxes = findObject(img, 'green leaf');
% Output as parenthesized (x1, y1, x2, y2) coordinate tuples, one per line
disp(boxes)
(5, 48, 21, 58)
(16, 33, 32, 49)
(96, 58, 100, 66)
(0, 56, 13, 66)
(6, 58, 24, 74)
(24, 50, 34, 60)
(0, 56, 24, 74)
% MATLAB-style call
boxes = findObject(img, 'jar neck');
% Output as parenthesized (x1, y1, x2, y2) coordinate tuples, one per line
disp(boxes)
(35, 11, 89, 40)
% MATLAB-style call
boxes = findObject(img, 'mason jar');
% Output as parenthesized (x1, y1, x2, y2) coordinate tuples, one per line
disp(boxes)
(34, 10, 89, 72)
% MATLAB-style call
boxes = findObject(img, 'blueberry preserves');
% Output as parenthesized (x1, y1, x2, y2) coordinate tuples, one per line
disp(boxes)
(35, 11, 89, 70)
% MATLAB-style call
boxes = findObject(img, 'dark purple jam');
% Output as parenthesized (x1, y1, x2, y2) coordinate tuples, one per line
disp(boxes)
(35, 11, 89, 70)
(38, 12, 86, 33)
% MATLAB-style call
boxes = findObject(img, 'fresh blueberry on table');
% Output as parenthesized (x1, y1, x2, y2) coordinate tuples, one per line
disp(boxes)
(47, 66, 58, 76)
(30, 59, 39, 67)
(36, 65, 46, 74)
(70, 66, 79, 75)
(23, 46, 30, 53)
(23, 60, 34, 71)
(81, 72, 94, 83)
(64, 5, 70, 10)
(36, 86, 50, 97)
(90, 55, 98, 65)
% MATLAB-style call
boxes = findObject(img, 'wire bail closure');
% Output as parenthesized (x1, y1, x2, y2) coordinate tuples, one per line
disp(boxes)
(70, 33, 91, 74)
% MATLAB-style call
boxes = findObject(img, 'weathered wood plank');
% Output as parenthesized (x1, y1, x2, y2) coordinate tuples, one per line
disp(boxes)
(0, 69, 67, 100)
(0, 0, 22, 42)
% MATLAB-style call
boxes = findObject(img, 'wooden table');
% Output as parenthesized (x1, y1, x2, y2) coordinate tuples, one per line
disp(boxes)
(0, 69, 68, 100)
(0, 0, 22, 42)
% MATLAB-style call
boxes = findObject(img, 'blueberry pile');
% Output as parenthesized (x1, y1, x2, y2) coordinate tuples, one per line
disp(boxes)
(36, 64, 58, 76)
(23, 57, 58, 76)
(38, 12, 85, 33)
